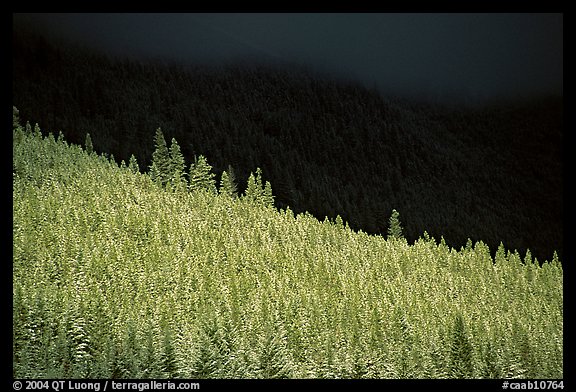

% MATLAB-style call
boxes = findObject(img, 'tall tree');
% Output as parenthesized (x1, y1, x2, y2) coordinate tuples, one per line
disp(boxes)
(84, 133, 94, 155)
(244, 167, 275, 207)
(219, 168, 238, 199)
(263, 180, 275, 208)
(189, 155, 216, 194)
(450, 313, 474, 378)
(149, 128, 170, 187)
(128, 154, 139, 174)
(244, 168, 266, 204)
(169, 138, 187, 192)
(13, 106, 20, 130)
(387, 209, 403, 240)
(244, 171, 260, 203)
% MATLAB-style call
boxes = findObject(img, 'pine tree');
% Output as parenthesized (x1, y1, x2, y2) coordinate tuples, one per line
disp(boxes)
(244, 168, 266, 204)
(263, 181, 275, 208)
(189, 155, 216, 194)
(387, 209, 403, 240)
(161, 326, 178, 378)
(244, 167, 275, 207)
(84, 133, 93, 155)
(57, 130, 65, 144)
(450, 313, 474, 378)
(219, 169, 238, 199)
(169, 138, 187, 192)
(13, 106, 21, 130)
(128, 154, 139, 174)
(335, 214, 344, 227)
(149, 128, 171, 187)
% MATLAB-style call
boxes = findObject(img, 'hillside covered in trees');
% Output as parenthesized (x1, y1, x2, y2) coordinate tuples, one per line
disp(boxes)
(13, 120, 563, 379)
(12, 26, 563, 262)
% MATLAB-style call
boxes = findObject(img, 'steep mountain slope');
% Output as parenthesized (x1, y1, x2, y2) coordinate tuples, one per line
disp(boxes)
(13, 123, 563, 378)
(12, 27, 563, 261)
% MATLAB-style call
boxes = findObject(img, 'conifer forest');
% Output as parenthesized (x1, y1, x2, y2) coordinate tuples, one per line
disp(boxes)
(12, 23, 563, 380)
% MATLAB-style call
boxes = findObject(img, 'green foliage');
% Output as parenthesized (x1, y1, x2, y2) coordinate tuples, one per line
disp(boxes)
(335, 214, 344, 227)
(219, 168, 238, 199)
(244, 167, 274, 207)
(449, 313, 474, 378)
(189, 155, 216, 194)
(168, 138, 187, 192)
(244, 171, 262, 203)
(149, 128, 170, 187)
(13, 106, 21, 130)
(128, 154, 139, 174)
(387, 209, 403, 240)
(263, 181, 275, 208)
(12, 126, 563, 379)
(84, 133, 93, 155)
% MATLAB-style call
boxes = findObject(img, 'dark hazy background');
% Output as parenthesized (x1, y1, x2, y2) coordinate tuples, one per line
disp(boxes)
(13, 12, 563, 105)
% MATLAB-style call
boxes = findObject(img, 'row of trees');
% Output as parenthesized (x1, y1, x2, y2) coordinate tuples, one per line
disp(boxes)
(142, 128, 275, 208)
(142, 126, 403, 237)
(17, 104, 403, 238)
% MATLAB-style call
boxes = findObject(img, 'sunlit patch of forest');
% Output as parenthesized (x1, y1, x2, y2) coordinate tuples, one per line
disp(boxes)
(13, 119, 562, 379)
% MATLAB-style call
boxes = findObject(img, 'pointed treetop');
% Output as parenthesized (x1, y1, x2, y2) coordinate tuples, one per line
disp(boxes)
(169, 137, 187, 192)
(387, 208, 403, 240)
(149, 128, 171, 187)
(189, 154, 216, 194)
(219, 169, 238, 198)
(128, 154, 139, 174)
(85, 133, 94, 154)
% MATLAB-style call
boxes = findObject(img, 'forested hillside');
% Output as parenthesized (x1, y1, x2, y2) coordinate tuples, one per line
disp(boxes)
(13, 120, 563, 379)
(12, 26, 563, 262)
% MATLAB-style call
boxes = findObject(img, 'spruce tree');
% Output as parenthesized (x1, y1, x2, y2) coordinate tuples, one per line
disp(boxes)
(169, 138, 187, 192)
(263, 180, 275, 208)
(387, 209, 403, 240)
(13, 106, 20, 130)
(189, 155, 216, 194)
(128, 154, 139, 174)
(57, 130, 65, 144)
(255, 167, 264, 192)
(450, 313, 474, 378)
(244, 172, 260, 203)
(244, 168, 268, 204)
(149, 128, 170, 187)
(219, 170, 238, 198)
(84, 133, 93, 155)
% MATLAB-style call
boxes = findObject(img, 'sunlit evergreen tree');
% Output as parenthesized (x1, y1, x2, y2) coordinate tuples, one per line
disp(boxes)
(189, 155, 216, 194)
(244, 172, 260, 203)
(169, 138, 187, 192)
(219, 168, 238, 199)
(450, 313, 474, 378)
(263, 180, 275, 208)
(149, 128, 170, 187)
(84, 133, 94, 155)
(387, 209, 403, 240)
(128, 154, 139, 174)
(245, 167, 268, 205)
